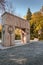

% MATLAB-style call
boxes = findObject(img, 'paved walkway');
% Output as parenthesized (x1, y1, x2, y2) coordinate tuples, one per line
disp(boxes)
(0, 41, 43, 65)
(0, 40, 27, 49)
(0, 39, 38, 49)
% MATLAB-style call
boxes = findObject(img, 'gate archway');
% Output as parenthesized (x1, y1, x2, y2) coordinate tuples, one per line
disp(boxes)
(2, 12, 30, 47)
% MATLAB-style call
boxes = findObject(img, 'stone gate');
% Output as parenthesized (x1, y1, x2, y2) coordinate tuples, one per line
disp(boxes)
(1, 12, 30, 47)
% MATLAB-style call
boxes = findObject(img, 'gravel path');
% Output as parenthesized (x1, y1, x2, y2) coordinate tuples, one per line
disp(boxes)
(0, 41, 43, 65)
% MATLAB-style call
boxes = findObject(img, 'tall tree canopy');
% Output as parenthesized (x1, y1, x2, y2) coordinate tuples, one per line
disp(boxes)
(30, 12, 43, 31)
(30, 11, 43, 39)
(26, 8, 32, 21)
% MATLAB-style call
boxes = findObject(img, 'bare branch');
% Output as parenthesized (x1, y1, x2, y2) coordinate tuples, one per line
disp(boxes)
(0, 0, 6, 10)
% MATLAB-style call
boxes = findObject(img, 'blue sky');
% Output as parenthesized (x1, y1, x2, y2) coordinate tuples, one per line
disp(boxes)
(7, 0, 43, 17)
(0, 0, 43, 18)
(0, 0, 43, 24)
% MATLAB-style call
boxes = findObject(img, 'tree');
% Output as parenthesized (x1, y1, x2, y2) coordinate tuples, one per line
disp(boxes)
(5, 0, 16, 15)
(0, 0, 6, 10)
(31, 12, 43, 31)
(15, 28, 21, 40)
(26, 8, 32, 21)
(30, 11, 43, 39)
(40, 6, 43, 14)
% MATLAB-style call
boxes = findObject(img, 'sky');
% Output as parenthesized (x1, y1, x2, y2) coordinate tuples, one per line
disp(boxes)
(0, 0, 43, 25)
(0, 0, 43, 18)
(6, 0, 43, 17)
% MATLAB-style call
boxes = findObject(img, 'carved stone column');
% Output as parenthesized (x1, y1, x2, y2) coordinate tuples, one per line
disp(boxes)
(2, 25, 14, 47)
(7, 25, 14, 46)
(11, 26, 15, 45)
(21, 29, 26, 44)
(25, 29, 30, 43)
(2, 25, 10, 46)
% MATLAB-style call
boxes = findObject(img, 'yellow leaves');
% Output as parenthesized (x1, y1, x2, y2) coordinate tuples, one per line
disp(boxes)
(0, 24, 2, 31)
(30, 11, 43, 34)
(35, 24, 41, 31)
(15, 28, 21, 35)
(31, 12, 42, 20)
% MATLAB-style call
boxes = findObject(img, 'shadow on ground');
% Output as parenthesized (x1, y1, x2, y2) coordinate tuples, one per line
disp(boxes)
(0, 41, 43, 65)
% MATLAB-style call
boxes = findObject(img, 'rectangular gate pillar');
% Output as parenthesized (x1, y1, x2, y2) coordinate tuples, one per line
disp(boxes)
(2, 25, 10, 46)
(2, 25, 15, 47)
(11, 26, 15, 45)
(26, 29, 30, 43)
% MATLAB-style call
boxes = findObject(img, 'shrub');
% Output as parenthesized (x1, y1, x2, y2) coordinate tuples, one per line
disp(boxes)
(15, 34, 21, 40)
